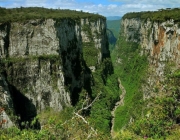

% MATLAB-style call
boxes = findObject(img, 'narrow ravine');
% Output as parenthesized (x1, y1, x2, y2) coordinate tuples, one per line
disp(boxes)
(111, 78, 126, 138)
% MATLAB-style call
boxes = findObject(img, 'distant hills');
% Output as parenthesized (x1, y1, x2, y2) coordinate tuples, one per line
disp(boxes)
(106, 17, 121, 51)
(107, 19, 121, 38)
(106, 16, 121, 20)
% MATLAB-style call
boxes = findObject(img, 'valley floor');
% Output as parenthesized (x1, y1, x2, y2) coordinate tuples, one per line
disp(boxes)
(111, 78, 126, 138)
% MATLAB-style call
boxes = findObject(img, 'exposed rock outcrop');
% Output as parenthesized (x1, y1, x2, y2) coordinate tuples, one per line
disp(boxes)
(0, 17, 109, 127)
(121, 18, 180, 98)
(0, 74, 14, 128)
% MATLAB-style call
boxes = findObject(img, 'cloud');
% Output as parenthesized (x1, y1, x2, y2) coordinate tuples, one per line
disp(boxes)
(108, 4, 117, 9)
(107, 0, 180, 15)
(109, 0, 180, 4)
(0, 0, 22, 1)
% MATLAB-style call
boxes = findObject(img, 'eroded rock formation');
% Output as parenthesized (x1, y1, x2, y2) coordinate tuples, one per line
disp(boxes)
(0, 17, 109, 127)
(121, 18, 180, 99)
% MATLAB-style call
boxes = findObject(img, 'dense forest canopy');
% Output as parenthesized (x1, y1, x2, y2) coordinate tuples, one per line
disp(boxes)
(0, 7, 105, 23)
(123, 8, 180, 22)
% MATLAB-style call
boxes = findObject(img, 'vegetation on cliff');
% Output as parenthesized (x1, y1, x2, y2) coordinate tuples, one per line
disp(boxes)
(0, 7, 105, 23)
(111, 34, 148, 134)
(3, 6, 180, 140)
(0, 107, 110, 139)
(113, 62, 180, 140)
(123, 8, 180, 22)
(0, 6, 119, 139)
(111, 18, 180, 139)
(88, 58, 119, 133)
(0, 57, 119, 139)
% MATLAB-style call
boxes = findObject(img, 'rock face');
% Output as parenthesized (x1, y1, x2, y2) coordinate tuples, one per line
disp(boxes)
(121, 18, 180, 98)
(0, 17, 109, 127)
(0, 74, 14, 128)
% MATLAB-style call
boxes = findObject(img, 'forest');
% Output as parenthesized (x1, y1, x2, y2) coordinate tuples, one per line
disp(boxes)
(123, 8, 180, 22)
(0, 7, 104, 23)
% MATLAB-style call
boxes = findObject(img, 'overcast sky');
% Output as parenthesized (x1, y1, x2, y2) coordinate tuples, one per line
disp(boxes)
(0, 0, 180, 17)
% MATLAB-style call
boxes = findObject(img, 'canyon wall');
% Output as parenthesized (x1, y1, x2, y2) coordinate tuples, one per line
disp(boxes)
(0, 17, 109, 127)
(121, 17, 180, 99)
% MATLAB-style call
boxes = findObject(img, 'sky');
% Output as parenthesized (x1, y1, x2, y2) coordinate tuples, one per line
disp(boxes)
(0, 0, 180, 17)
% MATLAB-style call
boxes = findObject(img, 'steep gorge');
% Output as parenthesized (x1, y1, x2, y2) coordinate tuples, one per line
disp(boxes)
(2, 7, 180, 139)
(0, 8, 111, 130)
(121, 14, 180, 99)
(112, 9, 180, 139)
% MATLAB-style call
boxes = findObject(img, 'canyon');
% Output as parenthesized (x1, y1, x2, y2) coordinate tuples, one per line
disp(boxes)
(1, 7, 180, 139)
(112, 9, 180, 139)
(121, 15, 180, 99)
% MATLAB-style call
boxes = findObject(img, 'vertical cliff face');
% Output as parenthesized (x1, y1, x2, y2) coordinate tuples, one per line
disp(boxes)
(121, 18, 180, 98)
(111, 11, 180, 138)
(0, 74, 14, 128)
(0, 17, 109, 127)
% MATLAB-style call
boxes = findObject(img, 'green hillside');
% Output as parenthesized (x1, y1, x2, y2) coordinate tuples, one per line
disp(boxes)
(106, 19, 121, 51)
(106, 16, 121, 20)
(107, 19, 121, 38)
(111, 8, 180, 140)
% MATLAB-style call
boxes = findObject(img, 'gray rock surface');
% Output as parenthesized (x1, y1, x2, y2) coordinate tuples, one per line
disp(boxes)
(0, 17, 109, 127)
(121, 18, 180, 98)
